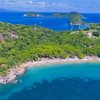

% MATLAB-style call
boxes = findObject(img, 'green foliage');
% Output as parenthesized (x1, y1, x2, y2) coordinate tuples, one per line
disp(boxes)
(93, 31, 100, 36)
(0, 22, 100, 75)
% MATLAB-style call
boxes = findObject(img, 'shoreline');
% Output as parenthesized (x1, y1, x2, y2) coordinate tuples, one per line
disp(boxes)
(0, 56, 100, 84)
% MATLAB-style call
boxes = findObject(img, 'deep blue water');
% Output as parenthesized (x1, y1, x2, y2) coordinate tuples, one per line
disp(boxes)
(0, 12, 100, 31)
(0, 63, 100, 100)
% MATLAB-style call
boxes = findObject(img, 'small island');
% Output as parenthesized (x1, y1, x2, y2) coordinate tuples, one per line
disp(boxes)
(24, 12, 44, 17)
(51, 12, 86, 30)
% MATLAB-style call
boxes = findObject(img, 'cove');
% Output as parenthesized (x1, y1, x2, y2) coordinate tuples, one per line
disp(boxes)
(0, 63, 100, 100)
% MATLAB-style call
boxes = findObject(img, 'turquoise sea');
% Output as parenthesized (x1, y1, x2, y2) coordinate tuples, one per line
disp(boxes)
(0, 63, 100, 100)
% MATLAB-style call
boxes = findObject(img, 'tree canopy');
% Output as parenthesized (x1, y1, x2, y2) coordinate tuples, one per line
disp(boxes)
(0, 22, 100, 75)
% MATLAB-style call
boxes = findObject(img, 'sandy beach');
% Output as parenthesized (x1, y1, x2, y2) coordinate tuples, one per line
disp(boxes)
(0, 56, 100, 84)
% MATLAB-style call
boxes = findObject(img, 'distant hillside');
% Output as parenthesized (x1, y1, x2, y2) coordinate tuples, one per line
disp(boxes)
(51, 12, 85, 26)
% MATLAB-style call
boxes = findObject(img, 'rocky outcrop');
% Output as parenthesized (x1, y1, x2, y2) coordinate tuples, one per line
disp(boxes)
(0, 68, 25, 84)
(85, 32, 93, 38)
(8, 31, 18, 38)
(0, 33, 4, 41)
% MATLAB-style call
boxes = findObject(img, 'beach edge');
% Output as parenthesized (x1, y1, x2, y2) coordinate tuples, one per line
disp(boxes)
(0, 56, 100, 84)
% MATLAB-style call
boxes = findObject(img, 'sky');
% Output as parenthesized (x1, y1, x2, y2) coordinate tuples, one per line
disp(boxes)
(0, 0, 100, 13)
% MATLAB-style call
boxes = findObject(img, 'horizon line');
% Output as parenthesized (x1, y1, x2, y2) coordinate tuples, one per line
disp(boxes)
(0, 8, 100, 13)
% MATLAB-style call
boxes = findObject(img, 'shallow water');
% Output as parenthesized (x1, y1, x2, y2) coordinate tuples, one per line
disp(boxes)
(0, 63, 100, 100)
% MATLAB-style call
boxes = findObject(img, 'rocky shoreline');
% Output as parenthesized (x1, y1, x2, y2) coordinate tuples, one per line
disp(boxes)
(0, 67, 26, 84)
(0, 56, 100, 84)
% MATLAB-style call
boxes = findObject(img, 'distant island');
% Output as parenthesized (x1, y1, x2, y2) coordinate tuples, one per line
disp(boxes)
(24, 12, 86, 30)
(24, 12, 44, 17)
(51, 12, 85, 27)
(0, 22, 100, 84)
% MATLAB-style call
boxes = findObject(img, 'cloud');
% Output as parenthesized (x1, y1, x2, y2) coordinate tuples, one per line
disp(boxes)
(0, 0, 100, 12)
(27, 1, 46, 7)
(1, 0, 47, 8)
(0, 0, 70, 10)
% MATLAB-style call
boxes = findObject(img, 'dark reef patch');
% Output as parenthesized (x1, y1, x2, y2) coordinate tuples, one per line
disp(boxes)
(6, 77, 100, 100)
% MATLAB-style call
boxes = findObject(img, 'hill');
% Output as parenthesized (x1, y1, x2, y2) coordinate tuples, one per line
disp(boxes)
(0, 22, 100, 76)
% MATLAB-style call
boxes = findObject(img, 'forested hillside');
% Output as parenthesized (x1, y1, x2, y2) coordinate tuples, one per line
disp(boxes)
(0, 22, 100, 75)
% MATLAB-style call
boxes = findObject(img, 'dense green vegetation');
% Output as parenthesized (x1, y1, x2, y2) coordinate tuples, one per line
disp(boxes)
(0, 22, 100, 75)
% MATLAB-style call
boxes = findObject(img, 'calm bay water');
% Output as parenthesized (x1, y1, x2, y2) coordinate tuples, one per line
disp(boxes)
(0, 12, 100, 31)
(0, 63, 100, 100)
